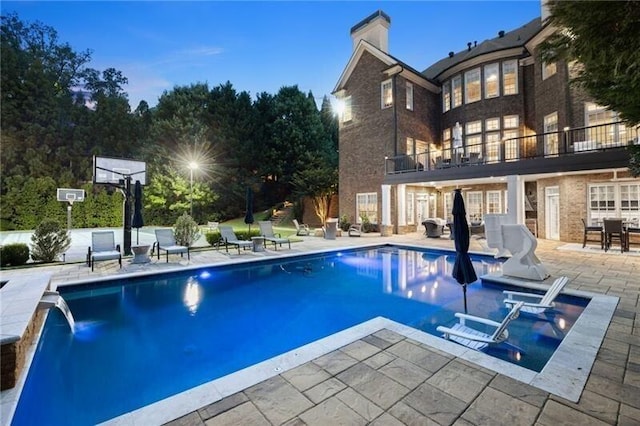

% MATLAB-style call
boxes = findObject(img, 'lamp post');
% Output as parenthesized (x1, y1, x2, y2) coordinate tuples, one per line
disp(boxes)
(188, 162, 198, 217)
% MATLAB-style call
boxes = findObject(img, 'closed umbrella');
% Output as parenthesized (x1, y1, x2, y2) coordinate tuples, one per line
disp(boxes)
(244, 187, 254, 234)
(451, 189, 478, 313)
(132, 180, 144, 245)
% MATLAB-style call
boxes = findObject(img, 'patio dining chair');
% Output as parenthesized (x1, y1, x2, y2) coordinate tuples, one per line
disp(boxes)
(581, 218, 603, 249)
(603, 219, 626, 252)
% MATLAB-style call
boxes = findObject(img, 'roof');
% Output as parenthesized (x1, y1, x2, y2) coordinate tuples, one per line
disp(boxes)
(422, 17, 542, 81)
(350, 10, 391, 34)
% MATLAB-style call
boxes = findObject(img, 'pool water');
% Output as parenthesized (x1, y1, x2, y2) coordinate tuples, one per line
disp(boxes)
(12, 246, 587, 425)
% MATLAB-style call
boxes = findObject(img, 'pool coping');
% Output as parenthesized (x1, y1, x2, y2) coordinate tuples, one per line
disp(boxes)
(0, 244, 618, 425)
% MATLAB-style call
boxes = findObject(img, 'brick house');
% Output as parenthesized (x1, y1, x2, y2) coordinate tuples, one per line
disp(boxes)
(333, 7, 639, 243)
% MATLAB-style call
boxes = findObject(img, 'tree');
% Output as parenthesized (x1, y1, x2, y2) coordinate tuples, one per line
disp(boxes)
(291, 153, 338, 223)
(541, 1, 640, 175)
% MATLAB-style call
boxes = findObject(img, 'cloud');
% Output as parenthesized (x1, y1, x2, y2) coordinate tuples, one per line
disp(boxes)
(180, 46, 224, 57)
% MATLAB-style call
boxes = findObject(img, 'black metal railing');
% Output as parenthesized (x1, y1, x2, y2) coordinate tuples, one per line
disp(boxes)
(385, 121, 639, 174)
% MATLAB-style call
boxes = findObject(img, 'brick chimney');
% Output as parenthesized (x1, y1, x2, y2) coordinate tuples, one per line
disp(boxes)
(350, 10, 391, 53)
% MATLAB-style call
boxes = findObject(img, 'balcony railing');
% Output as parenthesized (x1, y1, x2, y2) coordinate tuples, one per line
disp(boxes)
(385, 122, 639, 175)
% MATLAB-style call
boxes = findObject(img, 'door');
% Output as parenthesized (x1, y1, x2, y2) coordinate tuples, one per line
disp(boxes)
(545, 186, 560, 240)
(416, 194, 429, 225)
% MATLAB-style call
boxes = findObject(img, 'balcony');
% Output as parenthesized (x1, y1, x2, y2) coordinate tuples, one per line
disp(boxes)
(384, 122, 639, 184)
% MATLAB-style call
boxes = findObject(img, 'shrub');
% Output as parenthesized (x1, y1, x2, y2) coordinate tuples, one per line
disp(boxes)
(360, 214, 374, 233)
(339, 214, 351, 232)
(30, 219, 71, 263)
(173, 213, 201, 247)
(205, 231, 222, 246)
(1, 243, 30, 266)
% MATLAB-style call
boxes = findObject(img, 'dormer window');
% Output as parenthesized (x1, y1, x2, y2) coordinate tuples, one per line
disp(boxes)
(381, 79, 393, 108)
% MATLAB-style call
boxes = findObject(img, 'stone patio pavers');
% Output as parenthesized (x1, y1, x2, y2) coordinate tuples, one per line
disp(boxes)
(488, 374, 548, 407)
(401, 381, 467, 425)
(334, 387, 384, 421)
(243, 376, 314, 424)
(461, 387, 539, 426)
(203, 401, 270, 426)
(537, 399, 610, 426)
(336, 363, 411, 410)
(297, 396, 367, 425)
(303, 377, 346, 404)
(425, 359, 494, 403)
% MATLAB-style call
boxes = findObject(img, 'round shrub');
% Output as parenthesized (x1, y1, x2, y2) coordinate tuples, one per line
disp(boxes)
(0, 243, 30, 266)
(173, 213, 201, 247)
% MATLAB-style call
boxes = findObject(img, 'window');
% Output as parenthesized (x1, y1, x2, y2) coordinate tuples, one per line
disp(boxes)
(464, 68, 481, 103)
(443, 82, 451, 112)
(502, 60, 518, 95)
(342, 96, 352, 123)
(381, 79, 393, 109)
(588, 183, 640, 225)
(465, 121, 482, 155)
(442, 128, 451, 160)
(406, 192, 415, 225)
(585, 102, 627, 147)
(356, 192, 378, 224)
(486, 191, 502, 214)
(406, 82, 414, 110)
(444, 192, 453, 222)
(542, 61, 557, 80)
(544, 112, 559, 156)
(485, 118, 500, 131)
(503, 115, 519, 161)
(485, 133, 501, 163)
(466, 192, 483, 222)
(484, 63, 499, 98)
(452, 76, 462, 108)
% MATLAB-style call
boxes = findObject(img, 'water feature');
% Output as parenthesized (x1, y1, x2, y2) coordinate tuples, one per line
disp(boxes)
(37, 291, 76, 332)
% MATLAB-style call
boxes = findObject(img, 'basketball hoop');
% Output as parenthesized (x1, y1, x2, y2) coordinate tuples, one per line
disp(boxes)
(57, 188, 85, 230)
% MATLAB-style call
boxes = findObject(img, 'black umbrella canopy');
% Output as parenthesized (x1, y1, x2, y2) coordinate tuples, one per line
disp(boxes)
(451, 189, 478, 312)
(132, 180, 144, 245)
(244, 187, 254, 233)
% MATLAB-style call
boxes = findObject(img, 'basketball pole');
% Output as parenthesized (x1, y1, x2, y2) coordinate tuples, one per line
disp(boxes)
(67, 202, 73, 230)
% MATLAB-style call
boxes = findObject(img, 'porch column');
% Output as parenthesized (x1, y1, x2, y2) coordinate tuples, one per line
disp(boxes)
(507, 175, 525, 224)
(381, 184, 393, 236)
(397, 184, 406, 227)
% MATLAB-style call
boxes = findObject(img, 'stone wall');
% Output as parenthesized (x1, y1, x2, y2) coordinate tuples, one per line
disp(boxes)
(1, 309, 46, 390)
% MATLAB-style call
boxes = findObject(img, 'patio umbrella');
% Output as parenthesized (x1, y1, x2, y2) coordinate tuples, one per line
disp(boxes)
(132, 180, 144, 245)
(244, 187, 254, 234)
(451, 189, 478, 313)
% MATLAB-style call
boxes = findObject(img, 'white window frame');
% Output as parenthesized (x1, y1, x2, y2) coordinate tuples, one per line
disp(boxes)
(585, 102, 627, 147)
(485, 117, 500, 131)
(452, 76, 462, 108)
(342, 96, 352, 123)
(484, 63, 500, 98)
(406, 82, 414, 111)
(588, 183, 640, 225)
(503, 115, 520, 161)
(356, 192, 378, 224)
(464, 68, 481, 104)
(466, 191, 484, 223)
(444, 192, 453, 223)
(381, 79, 393, 109)
(442, 128, 451, 160)
(486, 190, 502, 214)
(544, 112, 559, 157)
(485, 132, 501, 163)
(443, 81, 451, 112)
(502, 60, 518, 95)
(406, 192, 415, 225)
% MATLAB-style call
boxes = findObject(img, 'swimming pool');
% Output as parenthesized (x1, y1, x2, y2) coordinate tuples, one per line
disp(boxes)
(12, 246, 587, 425)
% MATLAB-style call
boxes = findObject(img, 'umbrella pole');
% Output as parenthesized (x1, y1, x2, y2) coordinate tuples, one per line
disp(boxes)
(463, 284, 468, 313)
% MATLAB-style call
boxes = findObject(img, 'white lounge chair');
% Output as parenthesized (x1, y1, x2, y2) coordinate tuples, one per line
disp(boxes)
(436, 302, 524, 351)
(503, 276, 569, 314)
(88, 231, 122, 271)
(258, 221, 291, 250)
(348, 224, 362, 237)
(218, 225, 253, 254)
(293, 219, 310, 236)
(154, 229, 189, 262)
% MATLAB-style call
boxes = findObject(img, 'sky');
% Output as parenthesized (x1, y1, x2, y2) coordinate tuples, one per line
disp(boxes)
(3, 1, 542, 109)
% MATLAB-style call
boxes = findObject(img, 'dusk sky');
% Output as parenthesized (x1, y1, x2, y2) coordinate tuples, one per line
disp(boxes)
(3, 1, 542, 108)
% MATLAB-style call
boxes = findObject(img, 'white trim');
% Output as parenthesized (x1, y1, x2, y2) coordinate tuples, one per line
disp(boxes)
(437, 47, 524, 81)
(333, 40, 396, 94)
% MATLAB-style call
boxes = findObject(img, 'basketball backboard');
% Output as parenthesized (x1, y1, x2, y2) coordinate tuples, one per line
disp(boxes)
(57, 188, 85, 203)
(93, 156, 147, 185)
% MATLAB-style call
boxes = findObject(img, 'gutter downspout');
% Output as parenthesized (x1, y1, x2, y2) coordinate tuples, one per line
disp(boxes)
(392, 67, 404, 157)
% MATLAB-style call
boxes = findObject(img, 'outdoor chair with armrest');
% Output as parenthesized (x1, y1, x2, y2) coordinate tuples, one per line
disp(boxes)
(348, 223, 362, 237)
(218, 225, 253, 254)
(154, 229, 190, 262)
(436, 302, 524, 351)
(503, 276, 568, 314)
(292, 219, 310, 236)
(88, 231, 121, 271)
(258, 221, 291, 250)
